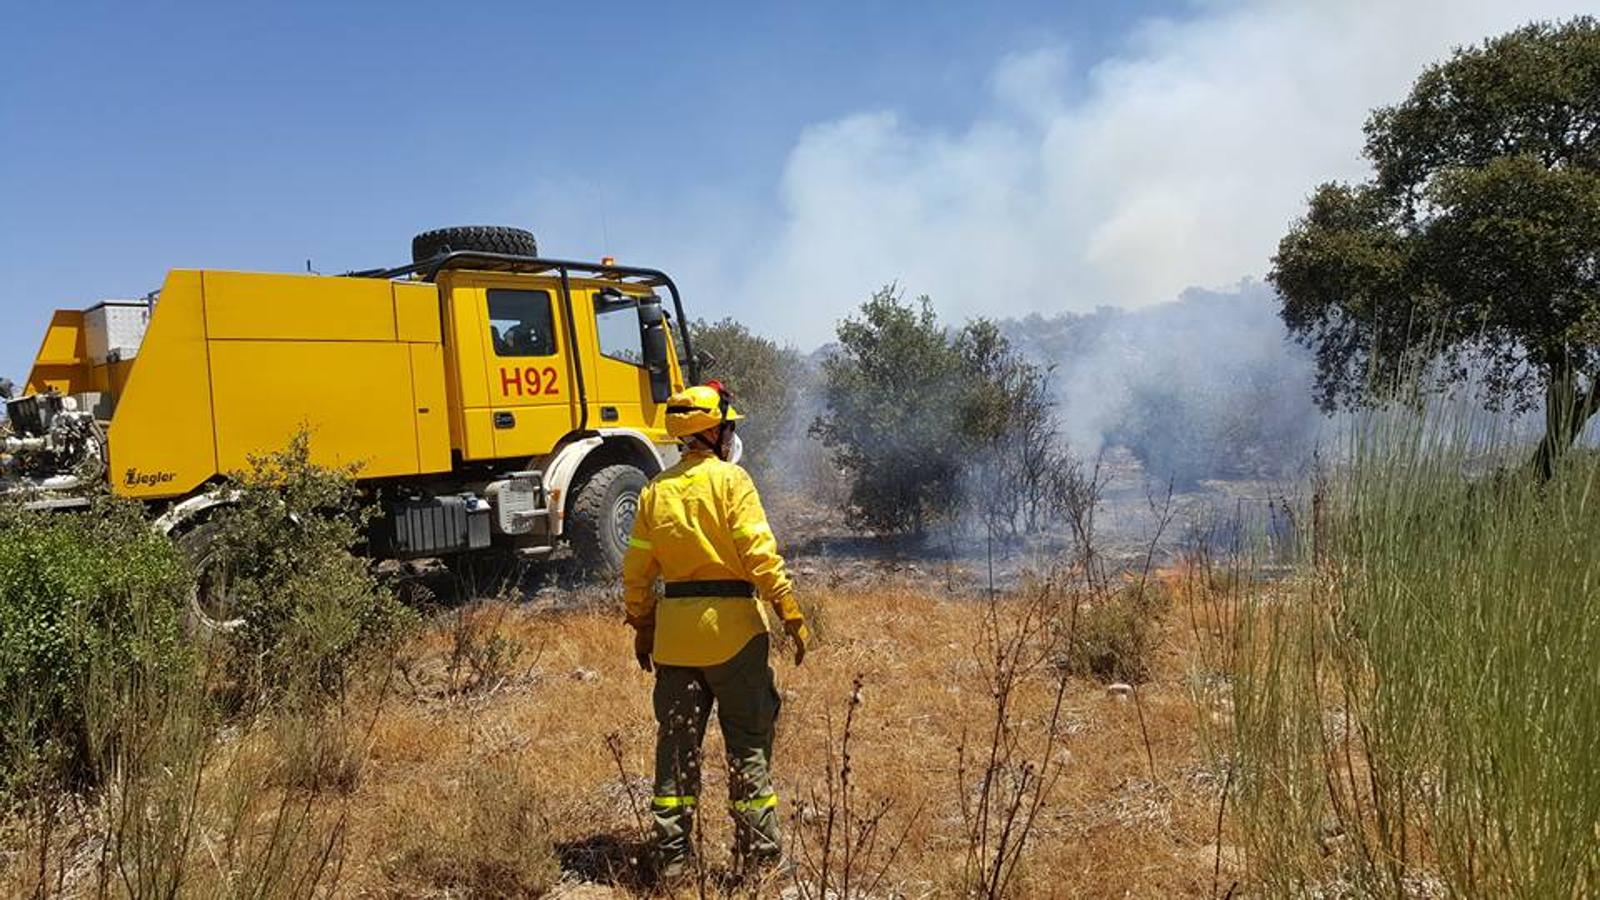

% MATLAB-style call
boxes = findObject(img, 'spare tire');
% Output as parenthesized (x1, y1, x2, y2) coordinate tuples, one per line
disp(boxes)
(411, 226, 538, 263)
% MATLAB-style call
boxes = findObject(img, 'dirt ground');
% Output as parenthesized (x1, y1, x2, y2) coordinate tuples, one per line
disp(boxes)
(327, 568, 1234, 898)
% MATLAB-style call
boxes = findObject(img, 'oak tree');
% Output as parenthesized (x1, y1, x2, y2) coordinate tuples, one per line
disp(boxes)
(1271, 18, 1600, 476)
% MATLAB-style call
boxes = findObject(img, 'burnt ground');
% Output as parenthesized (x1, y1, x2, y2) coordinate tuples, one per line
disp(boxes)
(400, 445, 1305, 607)
(766, 446, 1304, 594)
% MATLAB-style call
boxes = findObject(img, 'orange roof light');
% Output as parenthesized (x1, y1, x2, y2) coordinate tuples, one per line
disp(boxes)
(601, 256, 616, 266)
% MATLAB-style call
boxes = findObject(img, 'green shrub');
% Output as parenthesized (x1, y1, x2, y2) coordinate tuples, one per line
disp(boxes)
(1, 436, 410, 893)
(210, 433, 416, 708)
(0, 499, 191, 796)
(813, 287, 965, 534)
(1059, 580, 1166, 683)
(813, 287, 1072, 537)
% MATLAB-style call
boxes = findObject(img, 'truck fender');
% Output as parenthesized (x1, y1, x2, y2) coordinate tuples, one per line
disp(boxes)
(154, 487, 242, 536)
(541, 430, 674, 537)
(595, 428, 673, 475)
(542, 437, 604, 538)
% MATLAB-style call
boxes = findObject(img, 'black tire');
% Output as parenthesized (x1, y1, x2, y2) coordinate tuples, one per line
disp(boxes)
(568, 464, 648, 577)
(411, 226, 538, 263)
(175, 520, 246, 636)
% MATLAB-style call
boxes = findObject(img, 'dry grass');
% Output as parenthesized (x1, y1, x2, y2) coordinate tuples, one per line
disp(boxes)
(2, 571, 1232, 898)
(320, 571, 1224, 898)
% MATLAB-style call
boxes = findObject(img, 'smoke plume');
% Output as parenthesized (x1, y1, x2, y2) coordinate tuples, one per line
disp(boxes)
(717, 0, 1589, 347)
(1000, 281, 1329, 486)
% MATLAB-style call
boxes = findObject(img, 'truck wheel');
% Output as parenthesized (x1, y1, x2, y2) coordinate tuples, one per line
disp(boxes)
(175, 521, 246, 636)
(411, 226, 538, 263)
(568, 464, 648, 577)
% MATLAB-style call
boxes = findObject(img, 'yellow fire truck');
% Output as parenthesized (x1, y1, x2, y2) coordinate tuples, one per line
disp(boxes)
(2, 226, 700, 617)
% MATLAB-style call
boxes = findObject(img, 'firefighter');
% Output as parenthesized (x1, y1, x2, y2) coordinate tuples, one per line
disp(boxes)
(621, 382, 809, 878)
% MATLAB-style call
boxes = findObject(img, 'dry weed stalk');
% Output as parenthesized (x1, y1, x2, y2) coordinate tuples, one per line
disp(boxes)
(444, 601, 538, 696)
(1060, 453, 1110, 594)
(957, 569, 1073, 899)
(790, 674, 919, 900)
(957, 463, 1172, 897)
(1130, 484, 1177, 784)
(605, 731, 649, 841)
(603, 728, 713, 898)
(393, 599, 544, 701)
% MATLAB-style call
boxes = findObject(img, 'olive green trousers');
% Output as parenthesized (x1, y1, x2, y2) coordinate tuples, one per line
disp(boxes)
(650, 634, 782, 866)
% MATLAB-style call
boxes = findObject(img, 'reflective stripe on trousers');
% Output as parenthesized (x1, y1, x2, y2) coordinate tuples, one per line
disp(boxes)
(650, 634, 783, 864)
(731, 792, 778, 812)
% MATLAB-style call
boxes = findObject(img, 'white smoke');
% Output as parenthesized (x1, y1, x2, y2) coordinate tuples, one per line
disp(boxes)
(1000, 281, 1332, 485)
(727, 0, 1590, 346)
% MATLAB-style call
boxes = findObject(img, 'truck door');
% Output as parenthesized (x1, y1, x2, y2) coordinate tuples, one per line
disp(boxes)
(589, 288, 675, 443)
(476, 285, 578, 458)
(441, 278, 579, 461)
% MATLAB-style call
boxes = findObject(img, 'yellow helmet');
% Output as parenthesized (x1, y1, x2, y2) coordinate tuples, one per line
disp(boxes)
(666, 383, 743, 438)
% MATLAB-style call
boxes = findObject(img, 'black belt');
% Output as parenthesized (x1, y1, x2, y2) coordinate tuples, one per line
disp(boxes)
(663, 579, 757, 599)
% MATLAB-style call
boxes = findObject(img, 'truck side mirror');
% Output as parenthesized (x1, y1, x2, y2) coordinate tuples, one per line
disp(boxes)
(639, 297, 672, 404)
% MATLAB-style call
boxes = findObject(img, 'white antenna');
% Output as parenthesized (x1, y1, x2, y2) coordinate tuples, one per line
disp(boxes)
(597, 182, 612, 254)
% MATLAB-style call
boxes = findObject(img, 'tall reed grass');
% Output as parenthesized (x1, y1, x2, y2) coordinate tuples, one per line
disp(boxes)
(1212, 405, 1600, 896)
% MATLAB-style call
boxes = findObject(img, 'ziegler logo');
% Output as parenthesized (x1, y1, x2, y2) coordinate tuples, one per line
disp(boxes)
(125, 468, 176, 488)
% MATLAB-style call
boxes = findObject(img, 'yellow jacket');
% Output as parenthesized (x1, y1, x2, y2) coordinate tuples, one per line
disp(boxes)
(623, 450, 803, 667)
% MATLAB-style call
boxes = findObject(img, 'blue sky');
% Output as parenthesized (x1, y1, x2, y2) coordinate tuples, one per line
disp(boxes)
(1, 0, 1584, 380)
(0, 1, 1160, 378)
